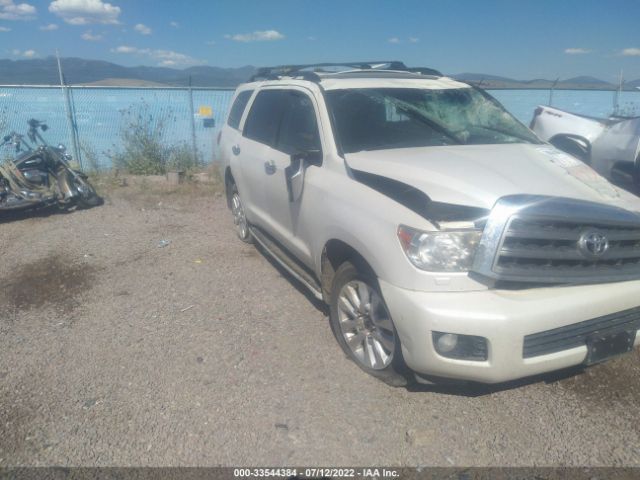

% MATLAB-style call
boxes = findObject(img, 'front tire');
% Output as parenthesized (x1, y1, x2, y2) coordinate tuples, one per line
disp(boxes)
(71, 174, 102, 208)
(230, 184, 252, 243)
(329, 261, 411, 387)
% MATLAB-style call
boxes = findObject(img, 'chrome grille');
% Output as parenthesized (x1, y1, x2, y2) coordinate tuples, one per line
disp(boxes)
(495, 217, 640, 279)
(523, 306, 640, 358)
(471, 195, 640, 284)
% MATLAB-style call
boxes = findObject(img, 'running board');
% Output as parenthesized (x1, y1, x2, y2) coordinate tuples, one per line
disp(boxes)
(249, 226, 324, 301)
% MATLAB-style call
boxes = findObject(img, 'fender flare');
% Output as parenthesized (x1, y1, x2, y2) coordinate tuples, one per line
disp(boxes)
(548, 134, 591, 164)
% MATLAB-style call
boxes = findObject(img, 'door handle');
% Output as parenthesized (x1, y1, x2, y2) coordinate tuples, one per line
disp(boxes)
(232, 144, 241, 156)
(264, 160, 276, 175)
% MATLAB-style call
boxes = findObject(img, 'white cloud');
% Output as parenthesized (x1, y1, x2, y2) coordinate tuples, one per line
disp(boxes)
(0, 25, 11, 31)
(307, 36, 316, 41)
(169, 20, 178, 28)
(49, 0, 121, 25)
(113, 44, 135, 53)
(81, 29, 101, 40)
(0, 0, 36, 21)
(564, 48, 591, 55)
(620, 47, 640, 56)
(224, 29, 284, 42)
(134, 22, 150, 35)
(111, 45, 205, 67)
(39, 22, 58, 30)
(12, 48, 37, 57)
(409, 37, 419, 43)
(388, 37, 400, 44)
(205, 40, 216, 46)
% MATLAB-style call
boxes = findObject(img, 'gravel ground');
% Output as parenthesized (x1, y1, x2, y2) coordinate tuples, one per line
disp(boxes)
(1, 183, 639, 467)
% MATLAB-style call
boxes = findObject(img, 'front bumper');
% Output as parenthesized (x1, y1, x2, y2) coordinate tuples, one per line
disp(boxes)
(380, 279, 640, 383)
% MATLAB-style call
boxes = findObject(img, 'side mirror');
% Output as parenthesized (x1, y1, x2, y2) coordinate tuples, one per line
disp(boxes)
(292, 149, 322, 167)
(285, 149, 322, 202)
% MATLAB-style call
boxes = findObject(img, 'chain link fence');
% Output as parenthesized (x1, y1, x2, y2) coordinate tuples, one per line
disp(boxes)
(2, 85, 638, 172)
(0, 86, 235, 170)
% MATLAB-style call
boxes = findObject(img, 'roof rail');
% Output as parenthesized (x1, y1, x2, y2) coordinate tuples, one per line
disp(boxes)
(248, 61, 442, 82)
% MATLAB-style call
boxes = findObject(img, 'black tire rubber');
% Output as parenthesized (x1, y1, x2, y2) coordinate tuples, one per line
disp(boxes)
(328, 260, 412, 387)
(231, 184, 253, 244)
(72, 175, 103, 208)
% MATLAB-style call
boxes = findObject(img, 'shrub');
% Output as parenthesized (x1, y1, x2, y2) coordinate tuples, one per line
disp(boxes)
(167, 142, 201, 172)
(80, 141, 102, 174)
(109, 101, 199, 175)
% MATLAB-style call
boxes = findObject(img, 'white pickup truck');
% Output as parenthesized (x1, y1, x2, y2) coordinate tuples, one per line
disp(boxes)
(219, 62, 640, 386)
(531, 105, 640, 189)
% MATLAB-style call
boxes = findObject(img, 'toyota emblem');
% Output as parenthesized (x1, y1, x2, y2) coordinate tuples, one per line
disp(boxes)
(578, 230, 609, 258)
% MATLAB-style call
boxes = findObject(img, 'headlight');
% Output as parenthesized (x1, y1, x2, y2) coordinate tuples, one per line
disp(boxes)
(397, 225, 482, 272)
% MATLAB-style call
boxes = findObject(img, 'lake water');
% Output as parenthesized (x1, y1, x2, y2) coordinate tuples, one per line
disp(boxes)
(1, 86, 639, 168)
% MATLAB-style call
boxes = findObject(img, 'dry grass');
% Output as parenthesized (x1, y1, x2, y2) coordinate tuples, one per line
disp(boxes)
(89, 164, 225, 209)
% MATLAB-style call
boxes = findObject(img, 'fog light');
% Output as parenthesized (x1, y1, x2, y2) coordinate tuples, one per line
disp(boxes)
(436, 333, 458, 352)
(432, 331, 488, 361)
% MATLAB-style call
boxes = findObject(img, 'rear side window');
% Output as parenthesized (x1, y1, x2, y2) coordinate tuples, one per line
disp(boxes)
(277, 91, 321, 154)
(243, 90, 287, 146)
(227, 90, 253, 130)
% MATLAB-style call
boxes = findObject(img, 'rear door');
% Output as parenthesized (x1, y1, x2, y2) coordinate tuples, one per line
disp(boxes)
(238, 89, 287, 226)
(221, 89, 253, 200)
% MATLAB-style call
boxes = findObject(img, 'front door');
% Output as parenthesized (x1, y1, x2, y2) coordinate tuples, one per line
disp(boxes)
(262, 89, 323, 263)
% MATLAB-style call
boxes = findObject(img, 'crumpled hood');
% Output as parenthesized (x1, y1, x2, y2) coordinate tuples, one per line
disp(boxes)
(345, 143, 640, 212)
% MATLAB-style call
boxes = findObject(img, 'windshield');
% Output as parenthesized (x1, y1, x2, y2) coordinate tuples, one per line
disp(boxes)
(325, 87, 541, 153)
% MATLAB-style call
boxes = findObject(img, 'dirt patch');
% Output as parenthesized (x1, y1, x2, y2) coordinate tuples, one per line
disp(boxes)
(0, 255, 95, 314)
(558, 348, 640, 408)
(92, 172, 223, 211)
(0, 377, 41, 461)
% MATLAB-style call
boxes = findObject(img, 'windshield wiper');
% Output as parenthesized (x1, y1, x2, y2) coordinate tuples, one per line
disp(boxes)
(365, 92, 464, 145)
(393, 103, 464, 145)
(473, 124, 539, 144)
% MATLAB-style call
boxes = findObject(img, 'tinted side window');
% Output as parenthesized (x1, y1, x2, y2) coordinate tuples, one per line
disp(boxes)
(227, 90, 253, 130)
(243, 90, 286, 146)
(277, 91, 321, 154)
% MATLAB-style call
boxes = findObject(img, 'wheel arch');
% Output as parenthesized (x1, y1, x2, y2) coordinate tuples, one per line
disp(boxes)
(548, 133, 592, 163)
(320, 238, 378, 301)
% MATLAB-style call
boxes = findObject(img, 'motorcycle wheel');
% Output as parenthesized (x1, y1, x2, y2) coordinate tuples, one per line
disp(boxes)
(72, 175, 102, 208)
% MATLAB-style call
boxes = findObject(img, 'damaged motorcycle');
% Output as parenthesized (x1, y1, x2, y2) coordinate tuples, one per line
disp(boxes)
(0, 119, 101, 214)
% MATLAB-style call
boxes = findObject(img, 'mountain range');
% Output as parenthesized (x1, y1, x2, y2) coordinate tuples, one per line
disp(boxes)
(0, 57, 638, 90)
(452, 72, 639, 90)
(0, 57, 254, 87)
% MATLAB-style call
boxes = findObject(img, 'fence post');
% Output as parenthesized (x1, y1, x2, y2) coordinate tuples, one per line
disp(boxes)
(548, 78, 559, 107)
(188, 76, 199, 166)
(56, 52, 82, 169)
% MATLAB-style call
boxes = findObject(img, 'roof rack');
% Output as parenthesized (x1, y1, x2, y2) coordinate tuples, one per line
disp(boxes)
(248, 61, 442, 82)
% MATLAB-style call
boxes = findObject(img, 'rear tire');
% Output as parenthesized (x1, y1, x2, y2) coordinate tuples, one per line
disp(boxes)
(230, 184, 252, 243)
(329, 261, 411, 387)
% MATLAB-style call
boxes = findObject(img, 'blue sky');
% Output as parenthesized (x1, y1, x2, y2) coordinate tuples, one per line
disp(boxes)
(1, 0, 639, 80)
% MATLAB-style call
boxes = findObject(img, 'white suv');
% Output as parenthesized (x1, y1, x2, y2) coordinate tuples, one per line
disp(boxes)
(219, 61, 640, 386)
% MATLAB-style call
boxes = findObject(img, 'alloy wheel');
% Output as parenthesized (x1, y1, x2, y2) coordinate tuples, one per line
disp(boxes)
(337, 280, 395, 370)
(231, 192, 248, 239)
